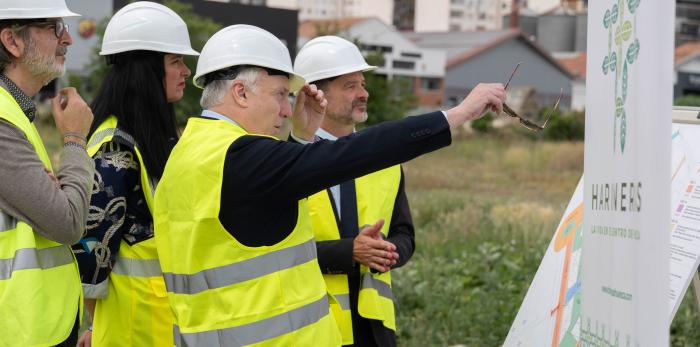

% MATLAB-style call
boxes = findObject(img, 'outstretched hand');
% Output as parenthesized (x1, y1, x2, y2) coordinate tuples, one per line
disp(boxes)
(352, 220, 399, 273)
(292, 84, 327, 141)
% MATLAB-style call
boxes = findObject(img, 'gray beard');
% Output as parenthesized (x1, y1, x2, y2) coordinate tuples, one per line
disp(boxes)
(21, 39, 65, 86)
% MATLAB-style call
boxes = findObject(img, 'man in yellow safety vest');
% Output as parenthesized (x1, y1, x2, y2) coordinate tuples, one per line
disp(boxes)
(293, 35, 414, 347)
(0, 0, 94, 345)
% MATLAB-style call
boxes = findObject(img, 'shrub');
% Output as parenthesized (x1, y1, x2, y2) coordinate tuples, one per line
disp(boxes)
(471, 112, 494, 133)
(674, 95, 700, 107)
(543, 110, 585, 141)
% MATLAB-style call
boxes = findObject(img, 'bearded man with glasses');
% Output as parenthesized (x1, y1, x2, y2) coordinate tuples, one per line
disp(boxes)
(0, 1, 94, 346)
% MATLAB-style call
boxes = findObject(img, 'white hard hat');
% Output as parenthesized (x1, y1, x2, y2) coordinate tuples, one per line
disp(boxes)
(193, 24, 304, 92)
(0, 0, 80, 20)
(100, 2, 199, 56)
(294, 36, 376, 84)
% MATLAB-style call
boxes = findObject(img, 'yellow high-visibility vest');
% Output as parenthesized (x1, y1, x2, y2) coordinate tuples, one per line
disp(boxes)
(86, 116, 173, 346)
(0, 87, 82, 346)
(153, 117, 342, 346)
(308, 165, 401, 345)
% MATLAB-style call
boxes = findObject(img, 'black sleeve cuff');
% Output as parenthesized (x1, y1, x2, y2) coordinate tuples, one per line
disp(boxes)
(316, 238, 355, 274)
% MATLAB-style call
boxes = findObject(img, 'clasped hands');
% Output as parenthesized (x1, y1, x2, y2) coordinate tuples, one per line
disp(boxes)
(352, 220, 399, 273)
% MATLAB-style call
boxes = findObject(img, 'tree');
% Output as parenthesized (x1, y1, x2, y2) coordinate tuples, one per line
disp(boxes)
(362, 50, 417, 127)
(81, 0, 222, 125)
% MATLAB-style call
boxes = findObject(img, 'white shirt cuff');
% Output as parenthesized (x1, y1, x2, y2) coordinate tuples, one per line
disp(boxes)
(290, 132, 315, 144)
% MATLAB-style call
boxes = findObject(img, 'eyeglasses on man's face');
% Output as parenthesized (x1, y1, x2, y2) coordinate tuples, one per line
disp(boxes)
(13, 19, 69, 39)
(500, 62, 563, 132)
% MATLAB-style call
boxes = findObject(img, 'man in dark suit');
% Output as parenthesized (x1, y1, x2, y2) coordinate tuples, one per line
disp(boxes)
(154, 24, 506, 345)
(292, 35, 421, 347)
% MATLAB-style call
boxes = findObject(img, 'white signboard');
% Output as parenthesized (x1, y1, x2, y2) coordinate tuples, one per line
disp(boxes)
(582, 1, 674, 346)
(504, 178, 583, 347)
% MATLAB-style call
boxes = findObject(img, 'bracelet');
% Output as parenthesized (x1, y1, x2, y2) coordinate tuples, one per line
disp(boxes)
(62, 132, 87, 142)
(63, 140, 86, 150)
(87, 324, 92, 331)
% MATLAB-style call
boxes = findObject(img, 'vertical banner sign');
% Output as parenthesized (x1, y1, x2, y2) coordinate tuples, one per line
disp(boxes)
(582, 0, 674, 346)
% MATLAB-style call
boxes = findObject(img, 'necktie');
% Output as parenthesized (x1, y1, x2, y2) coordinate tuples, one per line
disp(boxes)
(339, 180, 359, 239)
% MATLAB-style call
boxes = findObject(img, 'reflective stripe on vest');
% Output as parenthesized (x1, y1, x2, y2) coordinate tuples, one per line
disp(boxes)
(0, 246, 75, 280)
(163, 238, 317, 294)
(87, 127, 136, 149)
(173, 295, 330, 347)
(88, 117, 173, 347)
(361, 272, 393, 300)
(334, 293, 351, 311)
(111, 256, 162, 277)
(154, 118, 341, 347)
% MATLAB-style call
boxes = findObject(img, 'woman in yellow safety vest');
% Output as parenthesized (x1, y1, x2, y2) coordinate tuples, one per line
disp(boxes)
(71, 2, 199, 346)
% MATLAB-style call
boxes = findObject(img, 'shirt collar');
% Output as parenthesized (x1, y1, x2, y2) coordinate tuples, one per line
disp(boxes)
(315, 127, 355, 141)
(201, 109, 241, 128)
(0, 74, 36, 122)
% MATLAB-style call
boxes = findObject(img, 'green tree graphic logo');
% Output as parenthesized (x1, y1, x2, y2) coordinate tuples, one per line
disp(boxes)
(602, 0, 641, 154)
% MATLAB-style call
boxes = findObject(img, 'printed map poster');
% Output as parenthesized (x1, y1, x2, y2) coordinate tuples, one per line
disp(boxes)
(669, 120, 700, 319)
(504, 178, 583, 347)
(582, 1, 674, 346)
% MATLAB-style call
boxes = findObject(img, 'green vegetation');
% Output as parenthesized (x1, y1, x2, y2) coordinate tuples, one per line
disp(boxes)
(675, 95, 700, 107)
(363, 51, 417, 127)
(542, 109, 585, 141)
(470, 112, 494, 133)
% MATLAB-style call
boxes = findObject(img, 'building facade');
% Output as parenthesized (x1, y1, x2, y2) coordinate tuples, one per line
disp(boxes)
(395, 0, 511, 32)
(269, 0, 394, 27)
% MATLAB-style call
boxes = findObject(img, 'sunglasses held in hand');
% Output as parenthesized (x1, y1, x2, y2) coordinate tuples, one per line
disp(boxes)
(501, 62, 563, 132)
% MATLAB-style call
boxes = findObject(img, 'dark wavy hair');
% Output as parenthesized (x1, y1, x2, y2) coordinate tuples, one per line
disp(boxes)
(89, 50, 178, 179)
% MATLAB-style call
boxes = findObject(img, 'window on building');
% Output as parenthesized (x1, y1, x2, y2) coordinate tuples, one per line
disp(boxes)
(420, 78, 441, 91)
(450, 10, 463, 18)
(400, 52, 422, 58)
(449, 24, 461, 31)
(681, 23, 699, 36)
(361, 44, 393, 54)
(451, 0, 465, 4)
(392, 60, 415, 69)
